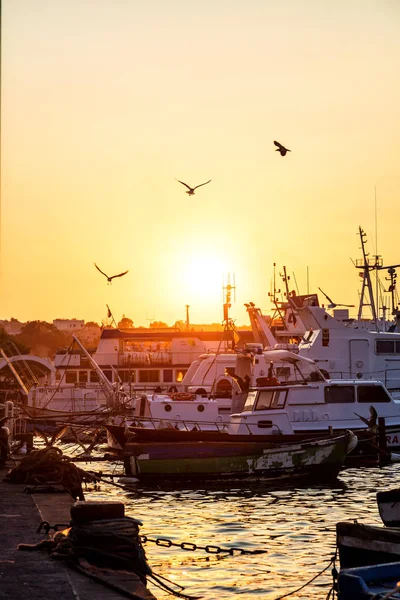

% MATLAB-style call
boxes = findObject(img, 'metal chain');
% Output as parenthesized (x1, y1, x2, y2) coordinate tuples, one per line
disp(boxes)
(140, 535, 266, 556)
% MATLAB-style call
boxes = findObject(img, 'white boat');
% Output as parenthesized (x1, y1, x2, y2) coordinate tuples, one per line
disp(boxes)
(228, 349, 400, 448)
(53, 323, 245, 401)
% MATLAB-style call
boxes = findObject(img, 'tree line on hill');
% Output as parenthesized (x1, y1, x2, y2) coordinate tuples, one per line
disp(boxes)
(0, 321, 100, 359)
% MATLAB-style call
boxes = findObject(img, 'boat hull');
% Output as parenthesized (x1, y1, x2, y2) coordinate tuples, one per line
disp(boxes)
(337, 521, 400, 569)
(128, 432, 356, 483)
(338, 561, 400, 600)
(377, 488, 400, 527)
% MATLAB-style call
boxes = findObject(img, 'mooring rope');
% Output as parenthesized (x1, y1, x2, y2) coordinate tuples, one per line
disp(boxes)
(5, 447, 97, 499)
(271, 550, 338, 600)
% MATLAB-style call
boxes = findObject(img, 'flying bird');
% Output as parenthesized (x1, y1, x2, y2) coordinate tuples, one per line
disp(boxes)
(318, 287, 355, 310)
(94, 263, 129, 284)
(274, 141, 291, 156)
(175, 179, 212, 196)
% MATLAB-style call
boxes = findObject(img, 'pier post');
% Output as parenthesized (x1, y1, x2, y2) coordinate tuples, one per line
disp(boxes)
(378, 417, 390, 464)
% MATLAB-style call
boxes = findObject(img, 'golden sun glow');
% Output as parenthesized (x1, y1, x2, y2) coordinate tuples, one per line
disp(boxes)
(182, 252, 229, 305)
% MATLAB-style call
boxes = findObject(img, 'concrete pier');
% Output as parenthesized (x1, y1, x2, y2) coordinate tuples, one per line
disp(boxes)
(0, 464, 156, 600)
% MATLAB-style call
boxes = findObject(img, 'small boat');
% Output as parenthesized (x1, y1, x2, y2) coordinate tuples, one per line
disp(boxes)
(377, 488, 400, 527)
(125, 430, 357, 484)
(337, 520, 400, 569)
(337, 487, 400, 569)
(337, 561, 400, 599)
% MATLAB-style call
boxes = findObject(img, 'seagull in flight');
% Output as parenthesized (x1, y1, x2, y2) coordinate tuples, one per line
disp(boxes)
(94, 263, 129, 284)
(318, 287, 355, 310)
(175, 179, 211, 196)
(274, 141, 291, 156)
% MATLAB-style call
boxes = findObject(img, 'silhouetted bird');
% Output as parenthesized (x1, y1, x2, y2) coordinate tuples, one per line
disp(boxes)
(355, 405, 378, 433)
(274, 141, 291, 156)
(94, 263, 129, 284)
(175, 179, 211, 196)
(318, 287, 355, 310)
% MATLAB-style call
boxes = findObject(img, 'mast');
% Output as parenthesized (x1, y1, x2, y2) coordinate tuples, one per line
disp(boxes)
(355, 226, 400, 326)
(72, 335, 115, 403)
(355, 227, 379, 324)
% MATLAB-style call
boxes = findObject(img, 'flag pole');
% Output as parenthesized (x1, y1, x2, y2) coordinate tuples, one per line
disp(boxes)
(106, 304, 117, 328)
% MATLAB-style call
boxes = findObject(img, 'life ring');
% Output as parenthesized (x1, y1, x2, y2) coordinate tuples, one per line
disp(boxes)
(169, 392, 196, 401)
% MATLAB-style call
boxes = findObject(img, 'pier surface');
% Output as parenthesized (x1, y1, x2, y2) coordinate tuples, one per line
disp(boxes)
(0, 464, 156, 600)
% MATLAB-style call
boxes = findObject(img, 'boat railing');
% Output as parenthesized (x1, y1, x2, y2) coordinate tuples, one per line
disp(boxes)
(127, 416, 283, 436)
(128, 415, 229, 433)
(307, 367, 400, 384)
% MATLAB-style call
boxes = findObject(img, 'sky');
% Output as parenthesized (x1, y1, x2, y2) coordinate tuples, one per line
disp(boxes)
(1, 0, 400, 327)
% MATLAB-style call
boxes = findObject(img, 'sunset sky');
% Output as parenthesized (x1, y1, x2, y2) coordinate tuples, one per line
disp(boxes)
(1, 1, 400, 327)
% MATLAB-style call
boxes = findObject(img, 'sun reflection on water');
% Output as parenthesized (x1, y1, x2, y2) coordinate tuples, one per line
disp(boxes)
(76, 455, 400, 599)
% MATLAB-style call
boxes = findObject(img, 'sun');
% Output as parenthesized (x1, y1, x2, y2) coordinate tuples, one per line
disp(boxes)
(182, 251, 229, 305)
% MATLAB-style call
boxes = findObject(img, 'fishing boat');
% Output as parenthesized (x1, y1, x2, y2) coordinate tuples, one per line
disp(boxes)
(336, 521, 400, 569)
(337, 562, 400, 599)
(337, 488, 400, 569)
(113, 348, 400, 457)
(125, 430, 357, 483)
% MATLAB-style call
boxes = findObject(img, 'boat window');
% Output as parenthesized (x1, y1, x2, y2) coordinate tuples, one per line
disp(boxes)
(357, 385, 391, 403)
(276, 367, 291, 382)
(243, 391, 258, 411)
(376, 340, 395, 355)
(396, 342, 400, 355)
(163, 369, 173, 383)
(65, 371, 78, 384)
(78, 371, 88, 383)
(175, 370, 187, 383)
(103, 370, 113, 382)
(325, 385, 355, 403)
(139, 370, 160, 383)
(117, 370, 132, 383)
(90, 371, 100, 383)
(255, 390, 287, 411)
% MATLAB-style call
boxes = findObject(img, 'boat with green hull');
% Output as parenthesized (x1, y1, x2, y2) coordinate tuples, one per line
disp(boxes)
(126, 430, 357, 484)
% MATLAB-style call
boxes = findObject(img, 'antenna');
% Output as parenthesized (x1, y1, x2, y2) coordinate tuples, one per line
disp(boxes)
(292, 271, 300, 295)
(146, 310, 156, 324)
(355, 226, 379, 324)
(268, 263, 281, 303)
(222, 273, 236, 323)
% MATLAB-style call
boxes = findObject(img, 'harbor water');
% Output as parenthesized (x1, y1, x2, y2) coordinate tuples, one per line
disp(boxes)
(82, 457, 400, 599)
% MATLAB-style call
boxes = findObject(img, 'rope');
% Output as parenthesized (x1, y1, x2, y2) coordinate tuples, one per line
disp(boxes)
(51, 516, 198, 599)
(272, 552, 337, 600)
(5, 447, 97, 500)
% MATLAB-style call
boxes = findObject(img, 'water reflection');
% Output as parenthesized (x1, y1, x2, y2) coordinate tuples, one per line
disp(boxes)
(80, 460, 400, 599)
